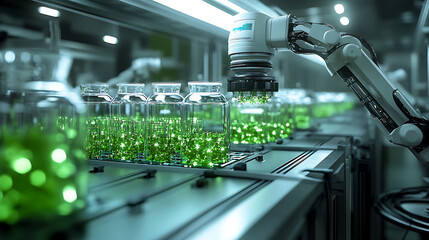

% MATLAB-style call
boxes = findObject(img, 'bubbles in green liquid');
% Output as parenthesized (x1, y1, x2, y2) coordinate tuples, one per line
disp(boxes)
(30, 170, 46, 187)
(146, 118, 182, 164)
(0, 175, 13, 191)
(12, 158, 32, 174)
(62, 185, 77, 203)
(85, 116, 111, 159)
(51, 148, 67, 163)
(110, 117, 144, 162)
(0, 118, 86, 224)
(182, 131, 229, 168)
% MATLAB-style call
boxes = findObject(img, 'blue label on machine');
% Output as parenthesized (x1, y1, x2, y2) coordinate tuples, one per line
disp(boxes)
(232, 23, 253, 32)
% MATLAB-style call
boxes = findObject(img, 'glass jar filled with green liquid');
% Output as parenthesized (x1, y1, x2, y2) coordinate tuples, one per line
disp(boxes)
(283, 89, 313, 130)
(80, 83, 112, 160)
(266, 92, 294, 142)
(111, 83, 146, 162)
(0, 47, 87, 229)
(230, 96, 268, 146)
(182, 82, 229, 168)
(146, 82, 183, 164)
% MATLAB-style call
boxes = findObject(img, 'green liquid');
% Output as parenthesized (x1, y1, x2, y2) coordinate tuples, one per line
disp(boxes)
(231, 121, 267, 144)
(182, 131, 229, 168)
(294, 106, 310, 129)
(85, 117, 110, 159)
(0, 124, 86, 224)
(236, 92, 271, 104)
(231, 120, 294, 144)
(145, 118, 182, 164)
(110, 117, 144, 162)
(266, 119, 294, 142)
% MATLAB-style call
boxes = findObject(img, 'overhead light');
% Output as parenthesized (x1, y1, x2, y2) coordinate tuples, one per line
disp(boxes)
(4, 50, 15, 63)
(215, 0, 247, 13)
(103, 35, 118, 45)
(153, 0, 234, 31)
(334, 4, 344, 14)
(38, 6, 60, 17)
(340, 16, 349, 26)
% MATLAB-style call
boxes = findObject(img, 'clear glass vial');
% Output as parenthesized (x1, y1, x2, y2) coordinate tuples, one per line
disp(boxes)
(110, 83, 146, 162)
(182, 82, 229, 168)
(146, 82, 183, 164)
(80, 83, 112, 160)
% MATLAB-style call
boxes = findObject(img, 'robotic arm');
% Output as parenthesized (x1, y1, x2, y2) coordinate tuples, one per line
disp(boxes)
(227, 12, 429, 164)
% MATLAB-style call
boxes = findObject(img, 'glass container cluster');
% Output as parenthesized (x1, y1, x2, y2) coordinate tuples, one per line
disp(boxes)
(80, 81, 230, 168)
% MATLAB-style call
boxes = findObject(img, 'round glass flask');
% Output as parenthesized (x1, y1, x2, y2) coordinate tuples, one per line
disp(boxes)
(182, 82, 230, 168)
(80, 83, 112, 160)
(146, 82, 183, 164)
(0, 46, 87, 230)
(110, 83, 146, 162)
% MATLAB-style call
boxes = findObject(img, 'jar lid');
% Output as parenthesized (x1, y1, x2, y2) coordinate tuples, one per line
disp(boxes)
(188, 81, 222, 86)
(117, 83, 145, 94)
(151, 82, 181, 94)
(80, 82, 109, 94)
(117, 83, 145, 87)
(152, 82, 181, 86)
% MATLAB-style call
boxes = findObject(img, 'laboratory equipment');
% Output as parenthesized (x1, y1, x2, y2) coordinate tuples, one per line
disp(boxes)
(146, 82, 183, 164)
(281, 89, 313, 129)
(227, 12, 429, 163)
(230, 97, 269, 145)
(266, 92, 294, 141)
(80, 83, 112, 160)
(110, 83, 146, 162)
(0, 47, 87, 226)
(182, 82, 229, 168)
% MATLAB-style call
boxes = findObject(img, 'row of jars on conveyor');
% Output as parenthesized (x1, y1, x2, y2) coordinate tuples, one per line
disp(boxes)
(81, 82, 229, 168)
(81, 82, 304, 168)
(81, 81, 356, 167)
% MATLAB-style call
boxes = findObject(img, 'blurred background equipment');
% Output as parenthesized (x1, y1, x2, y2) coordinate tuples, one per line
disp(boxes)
(1, 0, 429, 239)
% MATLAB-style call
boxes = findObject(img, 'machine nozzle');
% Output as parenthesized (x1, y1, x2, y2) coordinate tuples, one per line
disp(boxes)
(227, 53, 278, 104)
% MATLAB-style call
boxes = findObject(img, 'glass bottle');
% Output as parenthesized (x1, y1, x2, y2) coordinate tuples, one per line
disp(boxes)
(0, 47, 87, 228)
(80, 83, 112, 160)
(284, 89, 313, 130)
(110, 83, 146, 162)
(266, 92, 294, 142)
(146, 82, 183, 164)
(230, 95, 268, 147)
(182, 82, 229, 168)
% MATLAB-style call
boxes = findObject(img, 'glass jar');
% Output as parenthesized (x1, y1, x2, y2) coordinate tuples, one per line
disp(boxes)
(266, 92, 294, 142)
(230, 97, 268, 146)
(182, 82, 229, 168)
(146, 82, 183, 164)
(313, 92, 336, 119)
(0, 51, 87, 228)
(284, 89, 313, 130)
(80, 83, 112, 160)
(110, 83, 146, 162)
